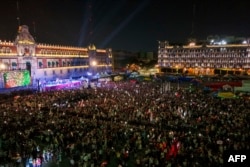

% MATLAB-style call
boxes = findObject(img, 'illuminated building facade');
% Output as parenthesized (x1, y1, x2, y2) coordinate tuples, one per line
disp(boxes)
(0, 25, 113, 88)
(158, 39, 250, 76)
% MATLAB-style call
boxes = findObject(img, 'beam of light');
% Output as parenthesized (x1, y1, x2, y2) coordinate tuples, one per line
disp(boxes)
(16, 0, 21, 26)
(90, 0, 126, 40)
(100, 0, 150, 48)
(190, 3, 196, 36)
(78, 0, 92, 47)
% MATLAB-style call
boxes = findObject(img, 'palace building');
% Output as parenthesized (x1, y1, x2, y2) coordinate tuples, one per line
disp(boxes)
(0, 25, 113, 88)
(158, 38, 250, 76)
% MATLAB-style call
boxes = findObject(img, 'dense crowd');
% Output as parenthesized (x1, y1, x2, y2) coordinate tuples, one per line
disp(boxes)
(0, 80, 249, 167)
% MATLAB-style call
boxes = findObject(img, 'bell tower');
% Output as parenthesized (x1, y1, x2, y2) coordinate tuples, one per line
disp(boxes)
(14, 25, 37, 85)
(15, 25, 36, 57)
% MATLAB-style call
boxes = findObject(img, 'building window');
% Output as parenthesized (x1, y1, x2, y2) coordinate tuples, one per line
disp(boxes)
(2, 47, 6, 53)
(53, 70, 55, 75)
(44, 71, 47, 76)
(12, 62, 17, 70)
(39, 62, 43, 68)
(68, 69, 70, 73)
(6, 47, 11, 53)
(60, 69, 63, 74)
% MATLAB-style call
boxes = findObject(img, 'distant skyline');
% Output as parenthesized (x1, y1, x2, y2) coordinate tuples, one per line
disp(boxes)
(0, 0, 250, 52)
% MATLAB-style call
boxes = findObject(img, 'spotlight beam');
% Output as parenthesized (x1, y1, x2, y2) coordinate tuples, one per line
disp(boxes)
(78, 0, 92, 46)
(91, 0, 126, 40)
(100, 0, 150, 48)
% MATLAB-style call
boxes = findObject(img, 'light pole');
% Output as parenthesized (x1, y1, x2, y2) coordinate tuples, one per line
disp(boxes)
(91, 60, 97, 78)
(0, 63, 6, 88)
(91, 60, 97, 68)
(36, 79, 40, 92)
(176, 65, 179, 74)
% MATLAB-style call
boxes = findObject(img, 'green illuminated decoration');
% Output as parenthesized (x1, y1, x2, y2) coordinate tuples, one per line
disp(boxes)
(3, 70, 31, 88)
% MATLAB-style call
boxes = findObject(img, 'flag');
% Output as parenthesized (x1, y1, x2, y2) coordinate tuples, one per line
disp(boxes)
(166, 139, 181, 160)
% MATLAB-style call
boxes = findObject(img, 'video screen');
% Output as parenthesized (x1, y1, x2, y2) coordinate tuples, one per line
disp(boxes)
(3, 70, 31, 88)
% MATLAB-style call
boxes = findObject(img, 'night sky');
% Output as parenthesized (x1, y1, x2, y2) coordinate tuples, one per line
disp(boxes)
(0, 0, 250, 52)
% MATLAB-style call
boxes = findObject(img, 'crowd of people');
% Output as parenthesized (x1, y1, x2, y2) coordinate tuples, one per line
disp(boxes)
(0, 79, 249, 167)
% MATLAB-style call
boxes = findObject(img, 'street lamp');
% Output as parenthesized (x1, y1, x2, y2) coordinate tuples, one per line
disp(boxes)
(176, 65, 179, 74)
(91, 60, 97, 74)
(91, 60, 97, 66)
(0, 63, 6, 70)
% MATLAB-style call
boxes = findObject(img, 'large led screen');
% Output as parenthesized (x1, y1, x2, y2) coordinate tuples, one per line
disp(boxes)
(3, 70, 31, 88)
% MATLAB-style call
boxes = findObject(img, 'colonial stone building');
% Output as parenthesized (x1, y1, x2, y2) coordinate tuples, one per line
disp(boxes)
(0, 25, 113, 88)
(158, 39, 250, 76)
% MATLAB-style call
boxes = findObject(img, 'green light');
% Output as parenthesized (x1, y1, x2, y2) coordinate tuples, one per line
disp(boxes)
(3, 70, 31, 88)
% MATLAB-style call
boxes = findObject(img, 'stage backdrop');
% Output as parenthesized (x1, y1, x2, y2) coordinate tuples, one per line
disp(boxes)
(3, 70, 31, 88)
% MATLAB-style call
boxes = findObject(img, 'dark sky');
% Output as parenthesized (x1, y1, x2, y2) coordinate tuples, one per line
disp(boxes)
(0, 0, 250, 52)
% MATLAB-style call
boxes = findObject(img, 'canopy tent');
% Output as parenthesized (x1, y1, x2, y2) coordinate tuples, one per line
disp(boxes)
(217, 92, 236, 99)
(222, 84, 233, 91)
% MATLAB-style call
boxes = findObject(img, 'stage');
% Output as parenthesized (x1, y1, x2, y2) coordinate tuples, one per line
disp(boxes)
(44, 80, 82, 91)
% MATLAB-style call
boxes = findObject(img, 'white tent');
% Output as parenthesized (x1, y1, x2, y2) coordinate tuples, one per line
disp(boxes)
(222, 84, 233, 91)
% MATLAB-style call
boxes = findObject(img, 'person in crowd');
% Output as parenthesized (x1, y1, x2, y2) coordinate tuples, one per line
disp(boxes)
(0, 79, 249, 166)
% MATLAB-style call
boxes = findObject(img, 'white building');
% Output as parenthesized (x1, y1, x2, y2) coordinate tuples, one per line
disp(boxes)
(158, 39, 250, 76)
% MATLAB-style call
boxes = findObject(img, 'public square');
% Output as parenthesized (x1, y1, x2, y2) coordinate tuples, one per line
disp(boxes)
(0, 77, 249, 167)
